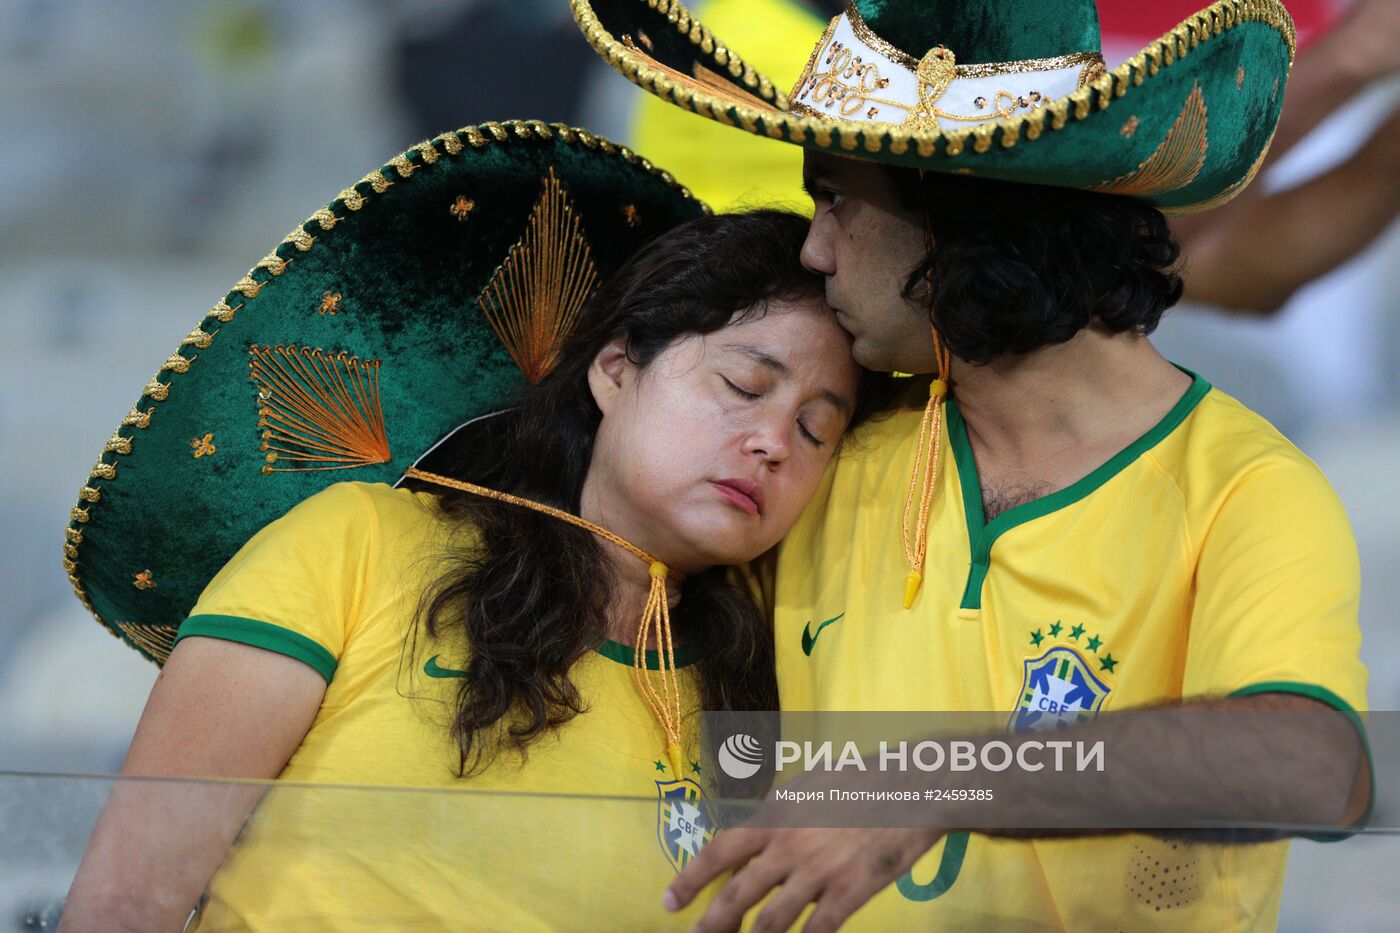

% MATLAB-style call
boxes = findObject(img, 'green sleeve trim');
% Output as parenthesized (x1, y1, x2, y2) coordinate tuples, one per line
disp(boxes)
(176, 614, 338, 684)
(593, 638, 699, 670)
(1228, 681, 1373, 841)
(947, 368, 1210, 610)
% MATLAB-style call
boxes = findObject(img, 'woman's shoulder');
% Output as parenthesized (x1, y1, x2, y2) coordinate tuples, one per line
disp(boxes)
(256, 482, 467, 567)
(292, 481, 443, 528)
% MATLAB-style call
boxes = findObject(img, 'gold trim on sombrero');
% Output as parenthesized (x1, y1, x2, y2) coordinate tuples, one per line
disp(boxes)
(843, 2, 916, 69)
(64, 120, 707, 665)
(789, 8, 1103, 131)
(636, 0, 786, 107)
(572, 0, 1294, 205)
(960, 53, 1105, 81)
(622, 34, 780, 113)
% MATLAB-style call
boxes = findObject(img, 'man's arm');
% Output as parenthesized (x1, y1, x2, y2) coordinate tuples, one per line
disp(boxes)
(666, 691, 1365, 933)
(1177, 107, 1400, 313)
(1172, 0, 1400, 313)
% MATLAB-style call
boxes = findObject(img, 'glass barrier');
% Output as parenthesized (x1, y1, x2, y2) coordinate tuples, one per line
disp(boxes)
(1, 771, 1396, 931)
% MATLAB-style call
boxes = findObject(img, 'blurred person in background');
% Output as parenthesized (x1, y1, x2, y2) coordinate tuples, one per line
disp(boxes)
(1141, 0, 1400, 313)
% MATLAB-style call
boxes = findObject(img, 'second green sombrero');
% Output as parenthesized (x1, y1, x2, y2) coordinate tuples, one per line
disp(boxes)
(572, 0, 1295, 213)
(64, 121, 707, 665)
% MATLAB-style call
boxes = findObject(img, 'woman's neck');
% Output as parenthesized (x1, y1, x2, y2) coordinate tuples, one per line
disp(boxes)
(593, 544, 685, 643)
(578, 465, 687, 644)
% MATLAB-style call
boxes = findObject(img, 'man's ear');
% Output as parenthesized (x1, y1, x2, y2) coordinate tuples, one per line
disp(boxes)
(587, 336, 630, 415)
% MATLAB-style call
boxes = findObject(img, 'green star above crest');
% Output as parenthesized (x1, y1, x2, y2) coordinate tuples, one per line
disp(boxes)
(1069, 623, 1086, 641)
(654, 759, 667, 772)
(691, 761, 703, 775)
(1100, 653, 1119, 674)
(1030, 629, 1044, 647)
(1086, 634, 1103, 652)
(1048, 621, 1063, 637)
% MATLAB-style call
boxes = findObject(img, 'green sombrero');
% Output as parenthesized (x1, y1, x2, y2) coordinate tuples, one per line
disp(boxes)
(64, 121, 707, 665)
(572, 0, 1295, 212)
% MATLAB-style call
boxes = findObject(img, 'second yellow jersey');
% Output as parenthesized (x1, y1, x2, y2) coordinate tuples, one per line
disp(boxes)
(772, 372, 1367, 930)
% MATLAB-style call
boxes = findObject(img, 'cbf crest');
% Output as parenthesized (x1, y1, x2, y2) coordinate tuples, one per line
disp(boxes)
(1010, 622, 1119, 732)
(656, 778, 717, 872)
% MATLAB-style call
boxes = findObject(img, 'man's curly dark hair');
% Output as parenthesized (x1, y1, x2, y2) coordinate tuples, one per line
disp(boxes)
(890, 170, 1184, 364)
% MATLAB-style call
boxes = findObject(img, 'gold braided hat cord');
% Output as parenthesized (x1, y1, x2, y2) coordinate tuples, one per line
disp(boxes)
(903, 177, 955, 611)
(404, 467, 687, 778)
(900, 331, 951, 609)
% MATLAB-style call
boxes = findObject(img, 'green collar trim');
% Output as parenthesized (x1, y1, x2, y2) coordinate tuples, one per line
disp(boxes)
(593, 638, 700, 670)
(949, 368, 1211, 610)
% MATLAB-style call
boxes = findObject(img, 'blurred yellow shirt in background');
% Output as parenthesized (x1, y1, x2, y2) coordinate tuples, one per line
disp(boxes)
(627, 0, 822, 214)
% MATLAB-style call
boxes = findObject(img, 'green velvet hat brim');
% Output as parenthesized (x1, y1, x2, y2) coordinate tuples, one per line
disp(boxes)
(65, 120, 708, 665)
(572, 0, 1295, 213)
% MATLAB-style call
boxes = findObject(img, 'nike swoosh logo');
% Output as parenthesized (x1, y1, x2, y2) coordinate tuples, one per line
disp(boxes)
(424, 654, 468, 679)
(801, 612, 845, 656)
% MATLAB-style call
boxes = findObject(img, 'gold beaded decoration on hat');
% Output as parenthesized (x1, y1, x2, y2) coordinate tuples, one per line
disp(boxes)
(404, 467, 688, 779)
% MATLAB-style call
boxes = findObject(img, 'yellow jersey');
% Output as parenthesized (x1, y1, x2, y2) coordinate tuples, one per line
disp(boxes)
(177, 482, 718, 931)
(772, 372, 1367, 930)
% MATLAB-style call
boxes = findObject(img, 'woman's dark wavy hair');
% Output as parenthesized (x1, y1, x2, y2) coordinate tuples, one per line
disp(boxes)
(889, 169, 1184, 364)
(402, 209, 876, 777)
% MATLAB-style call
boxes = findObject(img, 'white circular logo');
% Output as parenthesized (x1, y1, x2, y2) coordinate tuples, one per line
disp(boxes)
(717, 733, 765, 779)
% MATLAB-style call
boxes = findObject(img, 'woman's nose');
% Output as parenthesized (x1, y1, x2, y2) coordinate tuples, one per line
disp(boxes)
(744, 419, 792, 464)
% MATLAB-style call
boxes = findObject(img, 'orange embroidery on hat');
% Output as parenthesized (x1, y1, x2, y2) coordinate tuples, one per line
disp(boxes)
(191, 433, 217, 459)
(450, 195, 476, 221)
(132, 570, 156, 590)
(249, 345, 390, 474)
(1094, 83, 1207, 196)
(114, 621, 178, 664)
(477, 167, 599, 384)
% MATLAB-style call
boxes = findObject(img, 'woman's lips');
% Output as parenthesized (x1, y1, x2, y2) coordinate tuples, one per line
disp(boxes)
(711, 479, 763, 516)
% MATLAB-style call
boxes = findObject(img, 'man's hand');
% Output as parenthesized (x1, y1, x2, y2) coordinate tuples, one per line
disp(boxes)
(661, 694, 1362, 931)
(664, 824, 941, 933)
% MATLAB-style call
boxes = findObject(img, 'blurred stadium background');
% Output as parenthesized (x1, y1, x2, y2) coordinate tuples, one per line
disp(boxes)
(0, 1, 1396, 928)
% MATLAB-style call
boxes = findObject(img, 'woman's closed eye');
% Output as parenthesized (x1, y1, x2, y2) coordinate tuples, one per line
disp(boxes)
(721, 376, 761, 401)
(723, 376, 830, 448)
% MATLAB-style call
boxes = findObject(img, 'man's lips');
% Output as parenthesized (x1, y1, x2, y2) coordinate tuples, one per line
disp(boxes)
(830, 304, 857, 333)
(711, 478, 764, 516)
